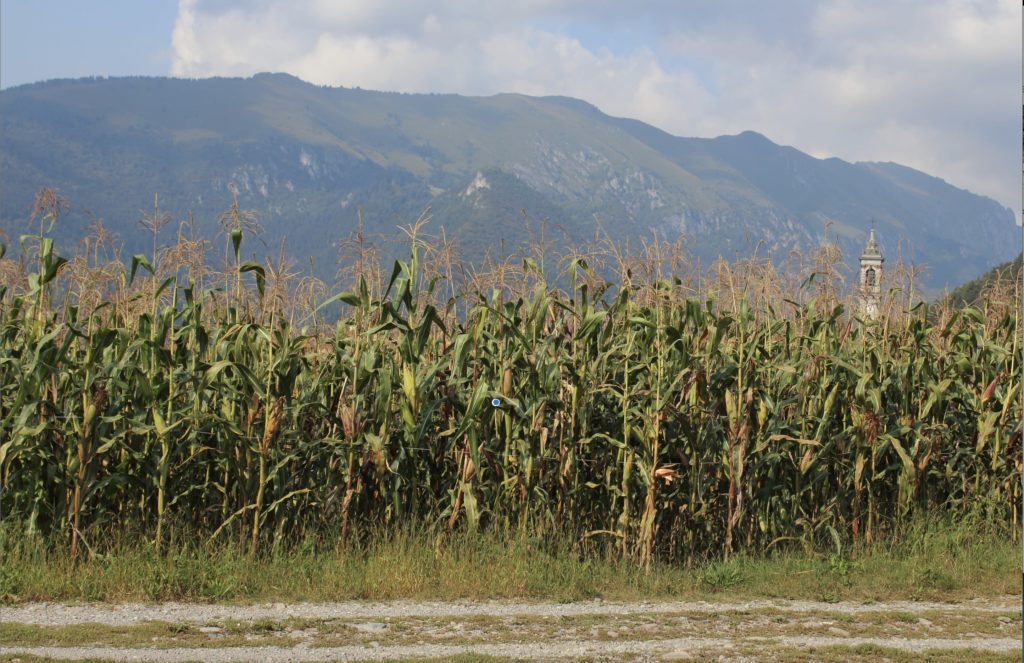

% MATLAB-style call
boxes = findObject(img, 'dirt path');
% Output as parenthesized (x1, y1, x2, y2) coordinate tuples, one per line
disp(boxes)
(3, 597, 1019, 626)
(2, 598, 1020, 661)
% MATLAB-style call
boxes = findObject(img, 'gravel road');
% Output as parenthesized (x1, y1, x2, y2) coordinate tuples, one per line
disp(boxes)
(1, 598, 1019, 661)
(3, 597, 1018, 626)
(1, 635, 1021, 662)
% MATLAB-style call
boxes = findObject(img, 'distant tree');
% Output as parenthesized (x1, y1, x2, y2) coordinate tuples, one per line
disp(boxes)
(944, 253, 1022, 308)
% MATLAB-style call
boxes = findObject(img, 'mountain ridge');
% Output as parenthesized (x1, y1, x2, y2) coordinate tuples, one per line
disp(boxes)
(1, 73, 1018, 289)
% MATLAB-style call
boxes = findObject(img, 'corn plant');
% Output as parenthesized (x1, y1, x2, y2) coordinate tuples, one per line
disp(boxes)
(0, 205, 1020, 564)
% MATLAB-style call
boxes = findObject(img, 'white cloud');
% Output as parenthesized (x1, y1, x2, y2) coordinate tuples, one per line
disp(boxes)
(668, 1, 1021, 219)
(171, 0, 1021, 221)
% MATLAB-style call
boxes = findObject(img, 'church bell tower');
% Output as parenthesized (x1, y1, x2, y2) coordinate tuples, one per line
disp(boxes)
(859, 226, 883, 319)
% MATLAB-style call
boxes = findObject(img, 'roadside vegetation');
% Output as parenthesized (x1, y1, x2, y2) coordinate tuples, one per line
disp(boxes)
(0, 189, 1019, 602)
(0, 515, 1018, 602)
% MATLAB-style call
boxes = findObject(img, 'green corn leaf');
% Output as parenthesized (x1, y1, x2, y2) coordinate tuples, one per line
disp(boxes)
(239, 262, 266, 297)
(129, 254, 155, 285)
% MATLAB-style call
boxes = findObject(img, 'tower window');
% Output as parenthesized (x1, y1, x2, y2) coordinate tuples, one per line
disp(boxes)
(865, 267, 876, 287)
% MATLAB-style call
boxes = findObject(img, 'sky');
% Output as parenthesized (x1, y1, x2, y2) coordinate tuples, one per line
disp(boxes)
(1, 0, 1020, 221)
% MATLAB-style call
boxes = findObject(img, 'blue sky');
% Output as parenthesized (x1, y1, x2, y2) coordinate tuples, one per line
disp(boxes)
(1, 1, 1020, 221)
(1, 0, 177, 87)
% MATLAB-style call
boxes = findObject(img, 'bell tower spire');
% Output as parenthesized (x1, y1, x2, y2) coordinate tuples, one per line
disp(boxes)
(859, 222, 884, 319)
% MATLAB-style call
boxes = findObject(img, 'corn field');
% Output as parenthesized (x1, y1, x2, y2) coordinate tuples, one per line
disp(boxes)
(1, 192, 1021, 563)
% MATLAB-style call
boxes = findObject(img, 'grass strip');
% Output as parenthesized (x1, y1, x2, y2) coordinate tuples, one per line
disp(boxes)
(1, 523, 1017, 604)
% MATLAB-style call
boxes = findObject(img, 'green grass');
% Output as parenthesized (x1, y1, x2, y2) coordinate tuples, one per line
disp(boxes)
(738, 646, 1021, 663)
(0, 621, 298, 649)
(0, 658, 514, 663)
(0, 517, 1016, 604)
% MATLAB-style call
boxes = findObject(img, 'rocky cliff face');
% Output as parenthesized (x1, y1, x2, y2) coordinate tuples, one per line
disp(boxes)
(1, 74, 1018, 289)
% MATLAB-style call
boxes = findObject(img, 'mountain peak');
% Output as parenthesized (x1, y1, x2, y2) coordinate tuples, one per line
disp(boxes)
(252, 72, 304, 83)
(723, 130, 776, 145)
(538, 95, 603, 115)
(0, 75, 1018, 290)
